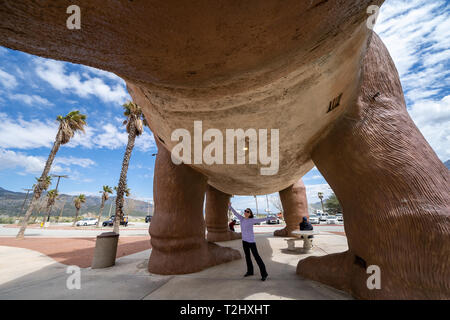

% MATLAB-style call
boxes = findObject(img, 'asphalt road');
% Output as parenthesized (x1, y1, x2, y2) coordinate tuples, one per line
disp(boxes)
(0, 222, 345, 238)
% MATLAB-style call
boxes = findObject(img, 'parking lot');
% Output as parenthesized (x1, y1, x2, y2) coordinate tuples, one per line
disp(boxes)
(0, 221, 344, 238)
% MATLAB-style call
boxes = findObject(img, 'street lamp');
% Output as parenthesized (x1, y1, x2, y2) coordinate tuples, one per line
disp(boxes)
(265, 194, 271, 215)
(318, 192, 325, 214)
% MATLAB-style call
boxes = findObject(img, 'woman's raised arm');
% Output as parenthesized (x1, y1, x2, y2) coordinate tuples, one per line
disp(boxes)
(229, 205, 244, 221)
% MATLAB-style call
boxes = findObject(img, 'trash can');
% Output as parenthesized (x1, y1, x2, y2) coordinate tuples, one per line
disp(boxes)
(91, 232, 119, 269)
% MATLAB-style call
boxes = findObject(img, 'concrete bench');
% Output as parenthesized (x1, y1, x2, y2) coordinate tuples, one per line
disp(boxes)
(285, 230, 319, 253)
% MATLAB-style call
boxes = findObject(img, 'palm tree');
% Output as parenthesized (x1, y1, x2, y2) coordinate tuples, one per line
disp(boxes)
(96, 185, 113, 227)
(72, 194, 86, 226)
(43, 189, 59, 224)
(17, 111, 87, 239)
(113, 185, 131, 233)
(113, 101, 144, 234)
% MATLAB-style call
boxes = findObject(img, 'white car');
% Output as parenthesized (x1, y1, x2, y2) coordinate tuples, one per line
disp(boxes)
(336, 214, 344, 222)
(326, 216, 338, 224)
(267, 217, 280, 224)
(319, 214, 328, 222)
(76, 217, 98, 226)
(309, 215, 320, 224)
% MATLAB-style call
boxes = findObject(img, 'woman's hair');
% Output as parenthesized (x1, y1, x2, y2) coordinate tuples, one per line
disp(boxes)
(245, 208, 254, 218)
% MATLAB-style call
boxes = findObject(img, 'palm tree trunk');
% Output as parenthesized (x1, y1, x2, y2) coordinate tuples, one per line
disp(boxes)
(43, 205, 51, 225)
(45, 203, 53, 223)
(114, 123, 136, 234)
(72, 207, 80, 227)
(96, 197, 105, 227)
(31, 206, 41, 224)
(17, 130, 62, 239)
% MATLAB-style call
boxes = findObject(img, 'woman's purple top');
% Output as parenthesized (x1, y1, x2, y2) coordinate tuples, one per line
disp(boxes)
(230, 206, 274, 243)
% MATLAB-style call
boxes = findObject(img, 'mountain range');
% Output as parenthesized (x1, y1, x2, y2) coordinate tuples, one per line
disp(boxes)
(0, 187, 153, 218)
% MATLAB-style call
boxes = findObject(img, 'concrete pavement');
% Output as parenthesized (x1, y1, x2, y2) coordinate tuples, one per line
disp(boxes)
(0, 232, 351, 300)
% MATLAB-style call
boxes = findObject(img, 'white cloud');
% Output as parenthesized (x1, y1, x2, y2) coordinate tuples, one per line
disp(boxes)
(0, 68, 18, 89)
(375, 0, 450, 161)
(8, 93, 53, 106)
(0, 113, 156, 152)
(65, 126, 96, 149)
(64, 191, 100, 197)
(54, 156, 96, 168)
(135, 130, 157, 152)
(34, 58, 129, 104)
(0, 148, 95, 176)
(408, 95, 450, 160)
(93, 123, 128, 149)
(91, 123, 156, 152)
(303, 175, 323, 181)
(304, 184, 333, 204)
(0, 113, 58, 149)
(0, 149, 63, 174)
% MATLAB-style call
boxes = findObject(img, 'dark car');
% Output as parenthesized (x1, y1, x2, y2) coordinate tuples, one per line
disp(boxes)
(145, 215, 152, 223)
(102, 215, 128, 227)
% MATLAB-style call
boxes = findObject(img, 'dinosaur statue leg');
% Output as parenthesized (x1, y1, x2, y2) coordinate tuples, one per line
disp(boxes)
(205, 185, 242, 242)
(274, 179, 308, 237)
(297, 32, 450, 299)
(148, 142, 241, 275)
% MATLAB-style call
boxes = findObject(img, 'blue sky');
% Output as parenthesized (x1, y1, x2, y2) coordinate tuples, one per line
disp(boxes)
(0, 0, 448, 212)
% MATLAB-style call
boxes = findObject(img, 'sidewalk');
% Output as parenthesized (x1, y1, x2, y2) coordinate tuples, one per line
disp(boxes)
(0, 233, 351, 300)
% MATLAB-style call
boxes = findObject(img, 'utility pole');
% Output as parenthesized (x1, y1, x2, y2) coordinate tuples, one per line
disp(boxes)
(57, 197, 67, 223)
(265, 194, 271, 215)
(254, 195, 259, 217)
(20, 188, 33, 215)
(20, 188, 33, 212)
(108, 201, 113, 217)
(51, 174, 69, 191)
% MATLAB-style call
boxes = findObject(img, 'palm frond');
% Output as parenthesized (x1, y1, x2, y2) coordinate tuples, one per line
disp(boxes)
(57, 110, 87, 145)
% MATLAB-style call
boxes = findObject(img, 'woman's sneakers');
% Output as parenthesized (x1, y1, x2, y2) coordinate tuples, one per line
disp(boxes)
(244, 272, 254, 277)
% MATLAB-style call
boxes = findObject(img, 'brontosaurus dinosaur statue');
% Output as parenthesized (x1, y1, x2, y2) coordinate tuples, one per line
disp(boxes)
(1, 0, 448, 299)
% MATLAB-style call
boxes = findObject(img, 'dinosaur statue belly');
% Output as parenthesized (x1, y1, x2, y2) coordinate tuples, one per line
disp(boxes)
(128, 23, 370, 195)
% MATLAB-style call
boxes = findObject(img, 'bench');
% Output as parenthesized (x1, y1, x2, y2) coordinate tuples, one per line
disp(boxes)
(285, 230, 319, 253)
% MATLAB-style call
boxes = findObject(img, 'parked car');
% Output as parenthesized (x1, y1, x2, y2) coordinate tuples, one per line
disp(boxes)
(326, 216, 338, 224)
(336, 214, 343, 222)
(319, 214, 328, 222)
(102, 215, 128, 227)
(76, 217, 98, 226)
(309, 215, 320, 224)
(145, 215, 152, 223)
(267, 217, 280, 224)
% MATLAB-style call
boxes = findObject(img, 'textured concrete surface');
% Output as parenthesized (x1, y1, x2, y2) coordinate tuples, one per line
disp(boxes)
(0, 236, 151, 268)
(0, 233, 351, 300)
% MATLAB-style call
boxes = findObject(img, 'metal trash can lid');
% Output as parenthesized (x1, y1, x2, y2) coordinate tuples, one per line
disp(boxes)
(97, 232, 119, 238)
